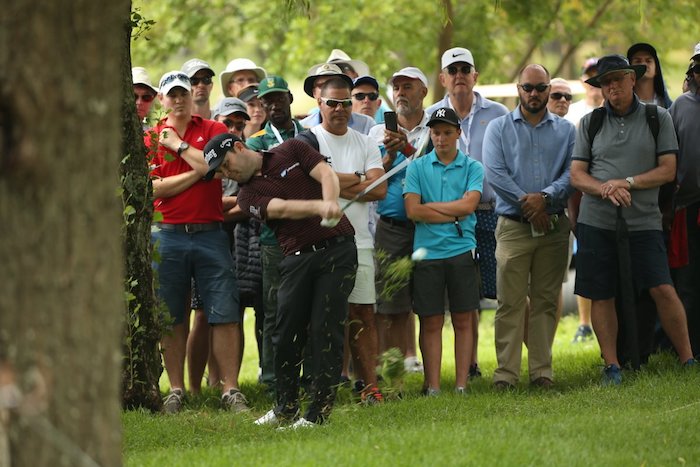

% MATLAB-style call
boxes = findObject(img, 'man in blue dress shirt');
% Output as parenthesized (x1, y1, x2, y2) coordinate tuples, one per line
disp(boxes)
(483, 64, 575, 390)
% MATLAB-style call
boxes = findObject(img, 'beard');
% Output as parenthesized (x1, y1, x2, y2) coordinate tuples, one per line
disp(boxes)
(521, 97, 548, 114)
(395, 99, 416, 116)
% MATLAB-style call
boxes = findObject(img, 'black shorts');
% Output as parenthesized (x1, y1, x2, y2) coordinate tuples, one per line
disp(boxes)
(412, 251, 480, 316)
(574, 223, 672, 300)
(375, 218, 414, 315)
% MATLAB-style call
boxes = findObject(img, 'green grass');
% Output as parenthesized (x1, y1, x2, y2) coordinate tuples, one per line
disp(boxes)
(124, 310, 700, 466)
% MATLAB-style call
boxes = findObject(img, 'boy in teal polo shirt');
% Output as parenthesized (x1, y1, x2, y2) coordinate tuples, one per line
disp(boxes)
(404, 107, 483, 395)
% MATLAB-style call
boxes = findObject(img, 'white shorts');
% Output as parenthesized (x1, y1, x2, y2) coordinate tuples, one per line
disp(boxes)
(348, 248, 376, 304)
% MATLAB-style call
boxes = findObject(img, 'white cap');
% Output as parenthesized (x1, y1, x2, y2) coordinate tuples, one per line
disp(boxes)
(132, 67, 158, 93)
(213, 97, 250, 120)
(325, 49, 370, 77)
(388, 67, 428, 88)
(441, 47, 475, 69)
(181, 58, 214, 78)
(220, 58, 266, 97)
(692, 42, 700, 60)
(158, 71, 191, 95)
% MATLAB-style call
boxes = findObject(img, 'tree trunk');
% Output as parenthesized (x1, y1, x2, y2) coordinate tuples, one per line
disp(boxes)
(433, 0, 454, 100)
(120, 3, 163, 413)
(0, 1, 126, 466)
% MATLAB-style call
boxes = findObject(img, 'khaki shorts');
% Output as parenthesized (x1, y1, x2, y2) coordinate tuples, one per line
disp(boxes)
(348, 248, 376, 305)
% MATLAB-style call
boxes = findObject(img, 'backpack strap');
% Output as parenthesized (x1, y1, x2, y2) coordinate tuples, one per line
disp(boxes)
(644, 103, 659, 145)
(587, 107, 606, 147)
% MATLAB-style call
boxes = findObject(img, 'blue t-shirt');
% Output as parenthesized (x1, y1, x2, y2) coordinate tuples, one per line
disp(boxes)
(403, 149, 483, 260)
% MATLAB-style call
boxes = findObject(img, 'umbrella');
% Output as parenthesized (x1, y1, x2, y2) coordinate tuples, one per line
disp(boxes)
(615, 205, 640, 370)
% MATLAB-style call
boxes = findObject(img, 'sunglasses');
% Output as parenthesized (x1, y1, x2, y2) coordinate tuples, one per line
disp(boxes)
(223, 118, 246, 130)
(352, 92, 379, 101)
(134, 93, 155, 102)
(550, 92, 572, 101)
(321, 97, 353, 108)
(190, 76, 213, 86)
(598, 72, 631, 87)
(160, 73, 190, 87)
(518, 83, 550, 93)
(447, 65, 472, 75)
(691, 64, 700, 74)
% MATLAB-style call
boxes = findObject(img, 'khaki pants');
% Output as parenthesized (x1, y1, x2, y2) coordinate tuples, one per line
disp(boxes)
(493, 215, 570, 385)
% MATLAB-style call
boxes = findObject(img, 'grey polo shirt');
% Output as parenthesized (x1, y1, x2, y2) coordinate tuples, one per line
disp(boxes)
(572, 98, 678, 231)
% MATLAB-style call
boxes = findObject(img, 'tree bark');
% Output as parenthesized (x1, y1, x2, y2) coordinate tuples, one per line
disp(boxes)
(433, 0, 454, 100)
(0, 1, 126, 465)
(120, 3, 163, 413)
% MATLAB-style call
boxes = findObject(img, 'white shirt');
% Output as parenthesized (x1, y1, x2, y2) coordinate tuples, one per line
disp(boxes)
(565, 99, 597, 127)
(311, 126, 384, 248)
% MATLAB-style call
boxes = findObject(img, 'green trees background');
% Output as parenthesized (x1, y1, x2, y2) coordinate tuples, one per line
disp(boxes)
(132, 0, 698, 103)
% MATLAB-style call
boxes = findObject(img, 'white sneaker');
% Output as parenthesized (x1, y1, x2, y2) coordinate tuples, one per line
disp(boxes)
(404, 356, 424, 373)
(254, 409, 279, 426)
(277, 417, 316, 431)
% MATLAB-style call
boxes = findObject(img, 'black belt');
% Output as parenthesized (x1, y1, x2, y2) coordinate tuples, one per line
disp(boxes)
(292, 235, 355, 256)
(501, 212, 564, 224)
(156, 222, 222, 233)
(379, 216, 413, 228)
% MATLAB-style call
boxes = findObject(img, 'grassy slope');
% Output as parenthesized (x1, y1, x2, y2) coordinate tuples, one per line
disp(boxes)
(123, 311, 700, 466)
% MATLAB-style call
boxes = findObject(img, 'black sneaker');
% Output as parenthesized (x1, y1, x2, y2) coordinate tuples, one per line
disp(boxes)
(469, 364, 482, 378)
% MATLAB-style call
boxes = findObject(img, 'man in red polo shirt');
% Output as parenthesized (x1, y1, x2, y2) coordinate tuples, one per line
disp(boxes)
(147, 71, 247, 413)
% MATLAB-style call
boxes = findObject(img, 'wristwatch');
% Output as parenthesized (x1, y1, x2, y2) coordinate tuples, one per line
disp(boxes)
(540, 192, 551, 207)
(355, 171, 366, 183)
(625, 176, 635, 188)
(177, 142, 190, 157)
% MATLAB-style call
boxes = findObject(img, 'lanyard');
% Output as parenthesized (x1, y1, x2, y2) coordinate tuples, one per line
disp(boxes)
(270, 122, 299, 145)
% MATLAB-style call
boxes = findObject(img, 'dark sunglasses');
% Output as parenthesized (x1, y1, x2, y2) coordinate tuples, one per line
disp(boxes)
(519, 83, 550, 93)
(691, 64, 700, 74)
(321, 97, 353, 108)
(550, 92, 572, 101)
(223, 118, 246, 130)
(134, 93, 155, 102)
(447, 65, 472, 75)
(352, 92, 379, 101)
(190, 76, 213, 86)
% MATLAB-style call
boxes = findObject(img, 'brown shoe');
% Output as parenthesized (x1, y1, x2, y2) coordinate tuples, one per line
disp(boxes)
(531, 376, 554, 389)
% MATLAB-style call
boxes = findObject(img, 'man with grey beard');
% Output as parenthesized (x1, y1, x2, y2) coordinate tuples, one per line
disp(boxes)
(369, 67, 430, 372)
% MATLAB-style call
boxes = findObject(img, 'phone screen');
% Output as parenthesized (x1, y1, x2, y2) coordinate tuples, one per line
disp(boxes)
(384, 111, 398, 132)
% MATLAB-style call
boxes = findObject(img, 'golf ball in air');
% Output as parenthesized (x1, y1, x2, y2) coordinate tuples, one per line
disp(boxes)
(411, 247, 428, 261)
